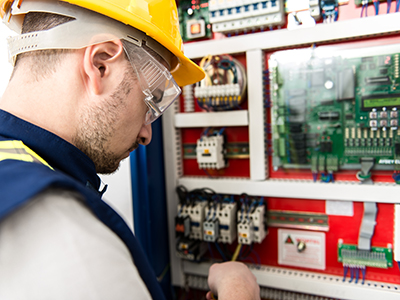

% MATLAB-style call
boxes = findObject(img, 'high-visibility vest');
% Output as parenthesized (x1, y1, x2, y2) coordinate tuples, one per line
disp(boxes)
(0, 140, 53, 169)
(0, 139, 165, 300)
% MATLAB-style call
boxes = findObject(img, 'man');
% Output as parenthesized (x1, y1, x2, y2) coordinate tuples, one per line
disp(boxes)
(0, 0, 260, 299)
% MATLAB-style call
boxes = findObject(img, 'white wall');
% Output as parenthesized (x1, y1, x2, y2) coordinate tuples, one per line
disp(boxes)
(0, 25, 14, 97)
(0, 24, 134, 231)
(100, 160, 134, 232)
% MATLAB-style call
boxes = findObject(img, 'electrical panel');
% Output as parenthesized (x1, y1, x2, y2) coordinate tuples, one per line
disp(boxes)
(180, 54, 250, 178)
(164, 2, 400, 299)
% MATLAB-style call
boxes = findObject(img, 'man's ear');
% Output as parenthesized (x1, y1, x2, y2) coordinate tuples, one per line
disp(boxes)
(83, 39, 124, 95)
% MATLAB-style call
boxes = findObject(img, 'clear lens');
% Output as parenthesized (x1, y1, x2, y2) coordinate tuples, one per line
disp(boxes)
(123, 42, 181, 125)
(144, 79, 181, 124)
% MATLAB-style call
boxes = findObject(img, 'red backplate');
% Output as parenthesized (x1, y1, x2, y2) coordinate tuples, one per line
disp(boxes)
(181, 126, 250, 177)
(253, 198, 398, 284)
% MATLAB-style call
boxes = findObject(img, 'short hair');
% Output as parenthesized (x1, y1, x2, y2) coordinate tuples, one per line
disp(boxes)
(13, 12, 75, 80)
(12, 11, 168, 80)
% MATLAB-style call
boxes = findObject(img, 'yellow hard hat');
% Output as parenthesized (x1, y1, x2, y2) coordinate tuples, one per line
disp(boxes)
(0, 0, 205, 86)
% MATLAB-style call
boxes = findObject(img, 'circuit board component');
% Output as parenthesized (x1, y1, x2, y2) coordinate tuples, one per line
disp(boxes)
(178, 0, 212, 41)
(338, 243, 393, 268)
(338, 242, 393, 284)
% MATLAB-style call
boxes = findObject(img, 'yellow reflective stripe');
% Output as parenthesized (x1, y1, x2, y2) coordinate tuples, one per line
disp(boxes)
(0, 140, 53, 170)
(22, 142, 53, 170)
(0, 152, 34, 162)
(0, 140, 23, 149)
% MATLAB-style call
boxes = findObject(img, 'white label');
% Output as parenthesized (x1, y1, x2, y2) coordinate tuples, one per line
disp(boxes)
(326, 200, 354, 216)
(378, 159, 400, 165)
(285, 0, 310, 12)
(278, 229, 326, 270)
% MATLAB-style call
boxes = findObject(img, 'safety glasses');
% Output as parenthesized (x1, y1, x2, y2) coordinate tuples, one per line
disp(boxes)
(123, 42, 181, 125)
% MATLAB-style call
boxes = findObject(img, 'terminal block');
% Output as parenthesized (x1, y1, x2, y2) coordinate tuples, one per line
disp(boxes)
(178, 201, 207, 240)
(203, 219, 220, 242)
(194, 83, 241, 99)
(196, 135, 226, 169)
(208, 0, 285, 33)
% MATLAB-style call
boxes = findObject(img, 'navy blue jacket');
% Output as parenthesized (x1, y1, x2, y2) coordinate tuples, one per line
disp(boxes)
(0, 109, 165, 300)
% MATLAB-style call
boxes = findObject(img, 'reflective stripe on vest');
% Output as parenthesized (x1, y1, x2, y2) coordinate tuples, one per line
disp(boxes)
(0, 140, 53, 170)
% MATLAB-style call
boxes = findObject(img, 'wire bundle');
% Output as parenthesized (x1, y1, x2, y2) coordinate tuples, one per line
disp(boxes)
(360, 0, 368, 17)
(195, 54, 247, 111)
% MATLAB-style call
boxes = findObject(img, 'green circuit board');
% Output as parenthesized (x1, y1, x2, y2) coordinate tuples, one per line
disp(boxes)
(270, 46, 400, 173)
(178, 0, 212, 42)
(338, 243, 393, 268)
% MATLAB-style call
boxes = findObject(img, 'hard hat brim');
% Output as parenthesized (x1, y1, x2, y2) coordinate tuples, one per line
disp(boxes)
(0, 0, 206, 86)
(62, 0, 205, 86)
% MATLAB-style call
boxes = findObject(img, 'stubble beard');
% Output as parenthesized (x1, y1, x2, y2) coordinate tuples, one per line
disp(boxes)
(73, 69, 136, 174)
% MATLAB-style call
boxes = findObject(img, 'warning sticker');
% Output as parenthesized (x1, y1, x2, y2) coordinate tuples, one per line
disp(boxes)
(278, 229, 326, 270)
(285, 235, 294, 244)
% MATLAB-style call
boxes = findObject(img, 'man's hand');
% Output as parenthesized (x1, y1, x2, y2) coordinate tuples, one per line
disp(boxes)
(206, 262, 260, 300)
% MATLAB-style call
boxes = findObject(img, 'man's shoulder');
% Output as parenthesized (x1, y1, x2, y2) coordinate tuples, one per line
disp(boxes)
(0, 187, 152, 300)
(0, 156, 93, 223)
